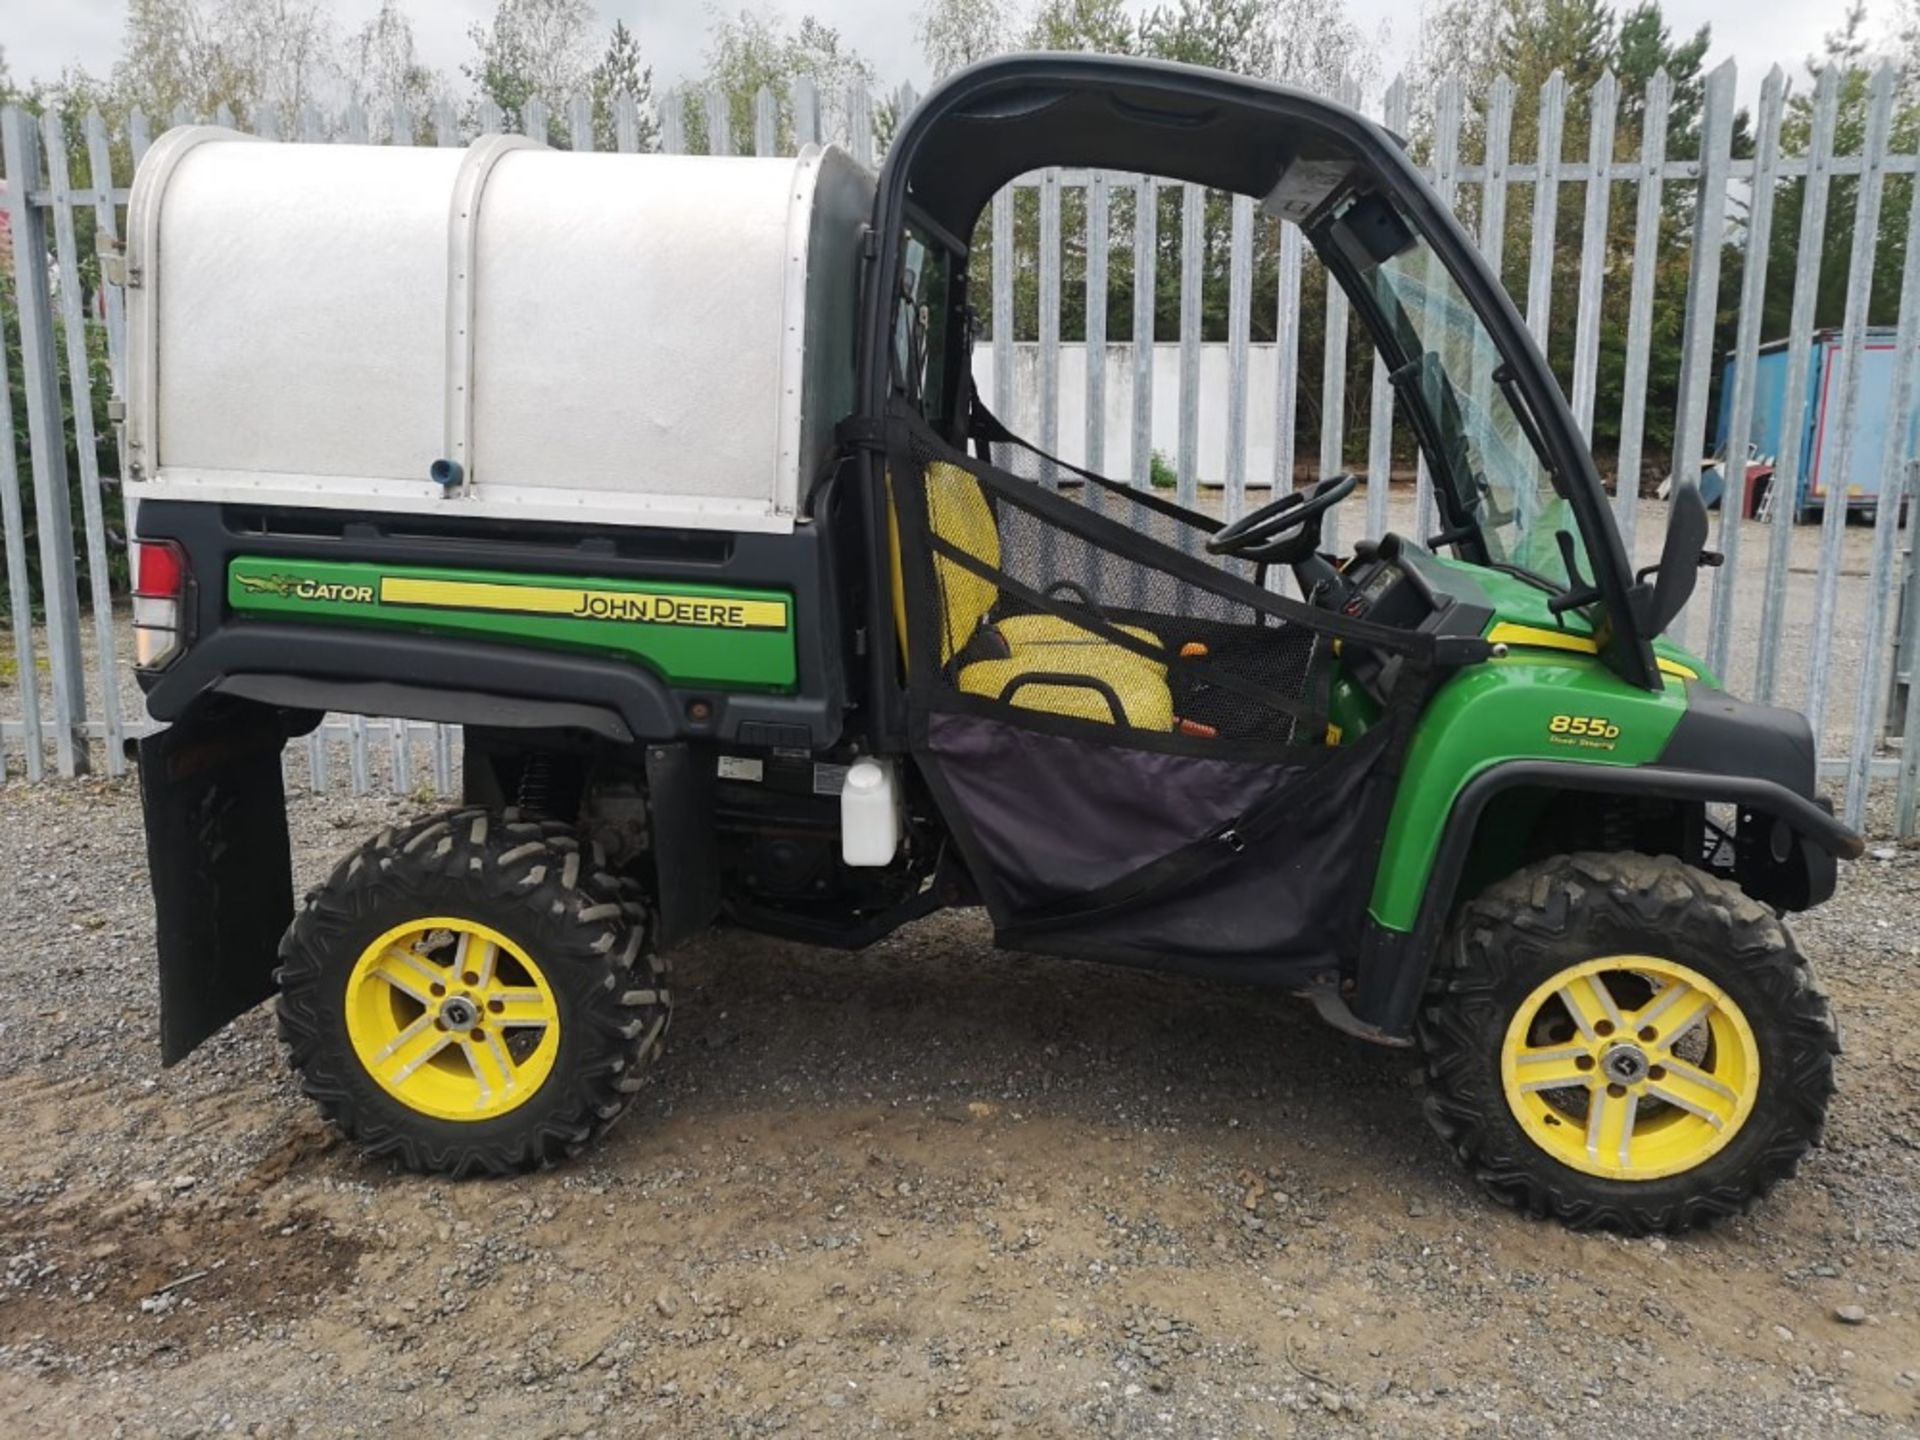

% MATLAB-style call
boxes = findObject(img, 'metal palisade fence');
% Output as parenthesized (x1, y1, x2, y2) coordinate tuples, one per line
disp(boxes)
(3, 65, 1920, 835)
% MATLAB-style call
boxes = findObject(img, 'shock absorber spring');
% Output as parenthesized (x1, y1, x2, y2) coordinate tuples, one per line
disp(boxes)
(1599, 798, 1635, 853)
(516, 753, 555, 817)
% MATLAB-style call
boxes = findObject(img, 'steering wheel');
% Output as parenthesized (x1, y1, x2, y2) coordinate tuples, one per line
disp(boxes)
(1205, 473, 1359, 566)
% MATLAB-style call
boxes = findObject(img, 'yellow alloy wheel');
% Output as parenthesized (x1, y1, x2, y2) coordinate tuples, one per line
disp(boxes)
(1500, 955, 1760, 1181)
(344, 917, 562, 1122)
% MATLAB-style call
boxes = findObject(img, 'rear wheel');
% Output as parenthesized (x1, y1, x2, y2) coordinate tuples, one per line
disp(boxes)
(276, 809, 670, 1176)
(1418, 851, 1837, 1233)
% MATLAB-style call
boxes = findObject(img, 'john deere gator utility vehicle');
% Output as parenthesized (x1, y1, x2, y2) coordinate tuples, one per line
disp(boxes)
(127, 54, 1858, 1231)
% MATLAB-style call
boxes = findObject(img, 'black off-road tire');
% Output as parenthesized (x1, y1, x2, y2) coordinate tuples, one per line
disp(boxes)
(275, 808, 670, 1177)
(1418, 851, 1838, 1234)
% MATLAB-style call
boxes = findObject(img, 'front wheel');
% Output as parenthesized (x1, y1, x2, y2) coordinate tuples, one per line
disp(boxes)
(1418, 852, 1838, 1233)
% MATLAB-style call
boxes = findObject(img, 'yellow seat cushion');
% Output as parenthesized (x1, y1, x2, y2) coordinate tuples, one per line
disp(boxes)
(958, 651, 1175, 730)
(890, 460, 1171, 731)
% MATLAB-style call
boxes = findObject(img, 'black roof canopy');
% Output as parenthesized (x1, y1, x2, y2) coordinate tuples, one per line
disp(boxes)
(882, 54, 1405, 241)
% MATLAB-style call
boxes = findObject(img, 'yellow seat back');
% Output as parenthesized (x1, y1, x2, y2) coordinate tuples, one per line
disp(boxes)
(889, 461, 1001, 665)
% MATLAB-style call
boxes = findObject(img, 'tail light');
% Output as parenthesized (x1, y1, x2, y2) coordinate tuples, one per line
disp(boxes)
(132, 539, 189, 668)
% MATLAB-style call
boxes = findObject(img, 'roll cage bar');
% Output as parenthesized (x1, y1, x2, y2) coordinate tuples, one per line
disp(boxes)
(854, 52, 1661, 741)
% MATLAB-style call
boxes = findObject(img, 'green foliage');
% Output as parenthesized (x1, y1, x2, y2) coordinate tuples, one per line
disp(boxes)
(1139, 0, 1272, 74)
(691, 11, 874, 155)
(1758, 11, 1914, 345)
(462, 0, 595, 141)
(916, 0, 1016, 77)
(347, 0, 447, 135)
(1149, 449, 1180, 489)
(0, 276, 122, 625)
(1025, 0, 1137, 54)
(590, 20, 658, 151)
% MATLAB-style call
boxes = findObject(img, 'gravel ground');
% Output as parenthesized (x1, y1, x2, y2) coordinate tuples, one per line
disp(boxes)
(0, 777, 1915, 1438)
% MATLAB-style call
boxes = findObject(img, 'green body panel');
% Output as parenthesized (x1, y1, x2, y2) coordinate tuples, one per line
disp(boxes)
(1365, 653, 1690, 933)
(1426, 553, 1718, 685)
(227, 557, 798, 690)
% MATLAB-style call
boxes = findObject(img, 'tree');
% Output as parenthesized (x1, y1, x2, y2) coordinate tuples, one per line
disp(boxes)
(693, 11, 875, 155)
(915, 0, 1015, 78)
(591, 19, 659, 150)
(1024, 0, 1136, 53)
(1761, 3, 1912, 343)
(462, 0, 596, 137)
(1271, 0, 1383, 95)
(1139, 0, 1272, 75)
(347, 0, 446, 137)
(109, 0, 339, 129)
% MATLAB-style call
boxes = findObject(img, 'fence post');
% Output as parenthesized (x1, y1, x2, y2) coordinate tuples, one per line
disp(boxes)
(569, 92, 594, 151)
(1664, 58, 1737, 644)
(1225, 191, 1253, 525)
(1568, 71, 1616, 439)
(0, 283, 42, 781)
(42, 110, 128, 775)
(659, 91, 684, 154)
(749, 87, 773, 156)
(1899, 456, 1920, 831)
(84, 111, 127, 390)
(615, 92, 638, 152)
(1705, 66, 1786, 680)
(1524, 71, 1565, 347)
(846, 84, 873, 168)
(1271, 218, 1301, 501)
(1806, 65, 1896, 741)
(1176, 182, 1204, 524)
(1612, 68, 1669, 554)
(1085, 171, 1110, 477)
(1038, 169, 1062, 463)
(792, 78, 820, 149)
(1846, 167, 1920, 826)
(992, 186, 1014, 423)
(1131, 177, 1157, 488)
(1, 107, 91, 776)
(522, 98, 549, 143)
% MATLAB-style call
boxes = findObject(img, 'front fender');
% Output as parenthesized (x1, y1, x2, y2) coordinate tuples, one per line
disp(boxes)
(1351, 758, 1861, 1036)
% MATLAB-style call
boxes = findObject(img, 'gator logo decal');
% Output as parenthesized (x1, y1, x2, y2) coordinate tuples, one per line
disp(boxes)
(234, 573, 376, 604)
(233, 572, 301, 599)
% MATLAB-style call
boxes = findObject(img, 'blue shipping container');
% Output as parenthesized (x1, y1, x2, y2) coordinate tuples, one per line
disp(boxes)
(1714, 328, 1918, 521)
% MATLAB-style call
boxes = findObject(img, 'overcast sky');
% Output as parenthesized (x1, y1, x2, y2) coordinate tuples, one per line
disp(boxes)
(0, 0, 1877, 110)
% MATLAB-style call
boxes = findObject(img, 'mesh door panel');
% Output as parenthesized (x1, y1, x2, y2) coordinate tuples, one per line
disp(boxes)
(898, 425, 1329, 751)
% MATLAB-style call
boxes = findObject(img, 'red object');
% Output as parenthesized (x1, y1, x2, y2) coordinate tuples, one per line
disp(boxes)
(134, 539, 187, 598)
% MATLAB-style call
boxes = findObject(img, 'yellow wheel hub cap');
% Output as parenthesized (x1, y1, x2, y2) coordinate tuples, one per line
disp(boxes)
(1500, 956, 1760, 1181)
(345, 917, 561, 1122)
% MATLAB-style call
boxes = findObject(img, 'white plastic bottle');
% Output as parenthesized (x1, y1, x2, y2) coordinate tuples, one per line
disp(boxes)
(840, 758, 901, 866)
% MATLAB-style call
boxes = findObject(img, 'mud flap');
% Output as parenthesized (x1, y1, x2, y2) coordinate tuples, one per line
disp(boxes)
(137, 702, 294, 1065)
(644, 742, 720, 952)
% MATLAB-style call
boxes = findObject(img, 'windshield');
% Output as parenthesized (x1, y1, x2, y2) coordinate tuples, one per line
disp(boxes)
(1367, 241, 1576, 588)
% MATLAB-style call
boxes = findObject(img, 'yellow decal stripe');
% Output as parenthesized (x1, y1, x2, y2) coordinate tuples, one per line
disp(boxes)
(378, 577, 788, 630)
(1487, 622, 1698, 681)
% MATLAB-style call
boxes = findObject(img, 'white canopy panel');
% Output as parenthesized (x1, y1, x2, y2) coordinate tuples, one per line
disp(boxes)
(125, 131, 874, 533)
